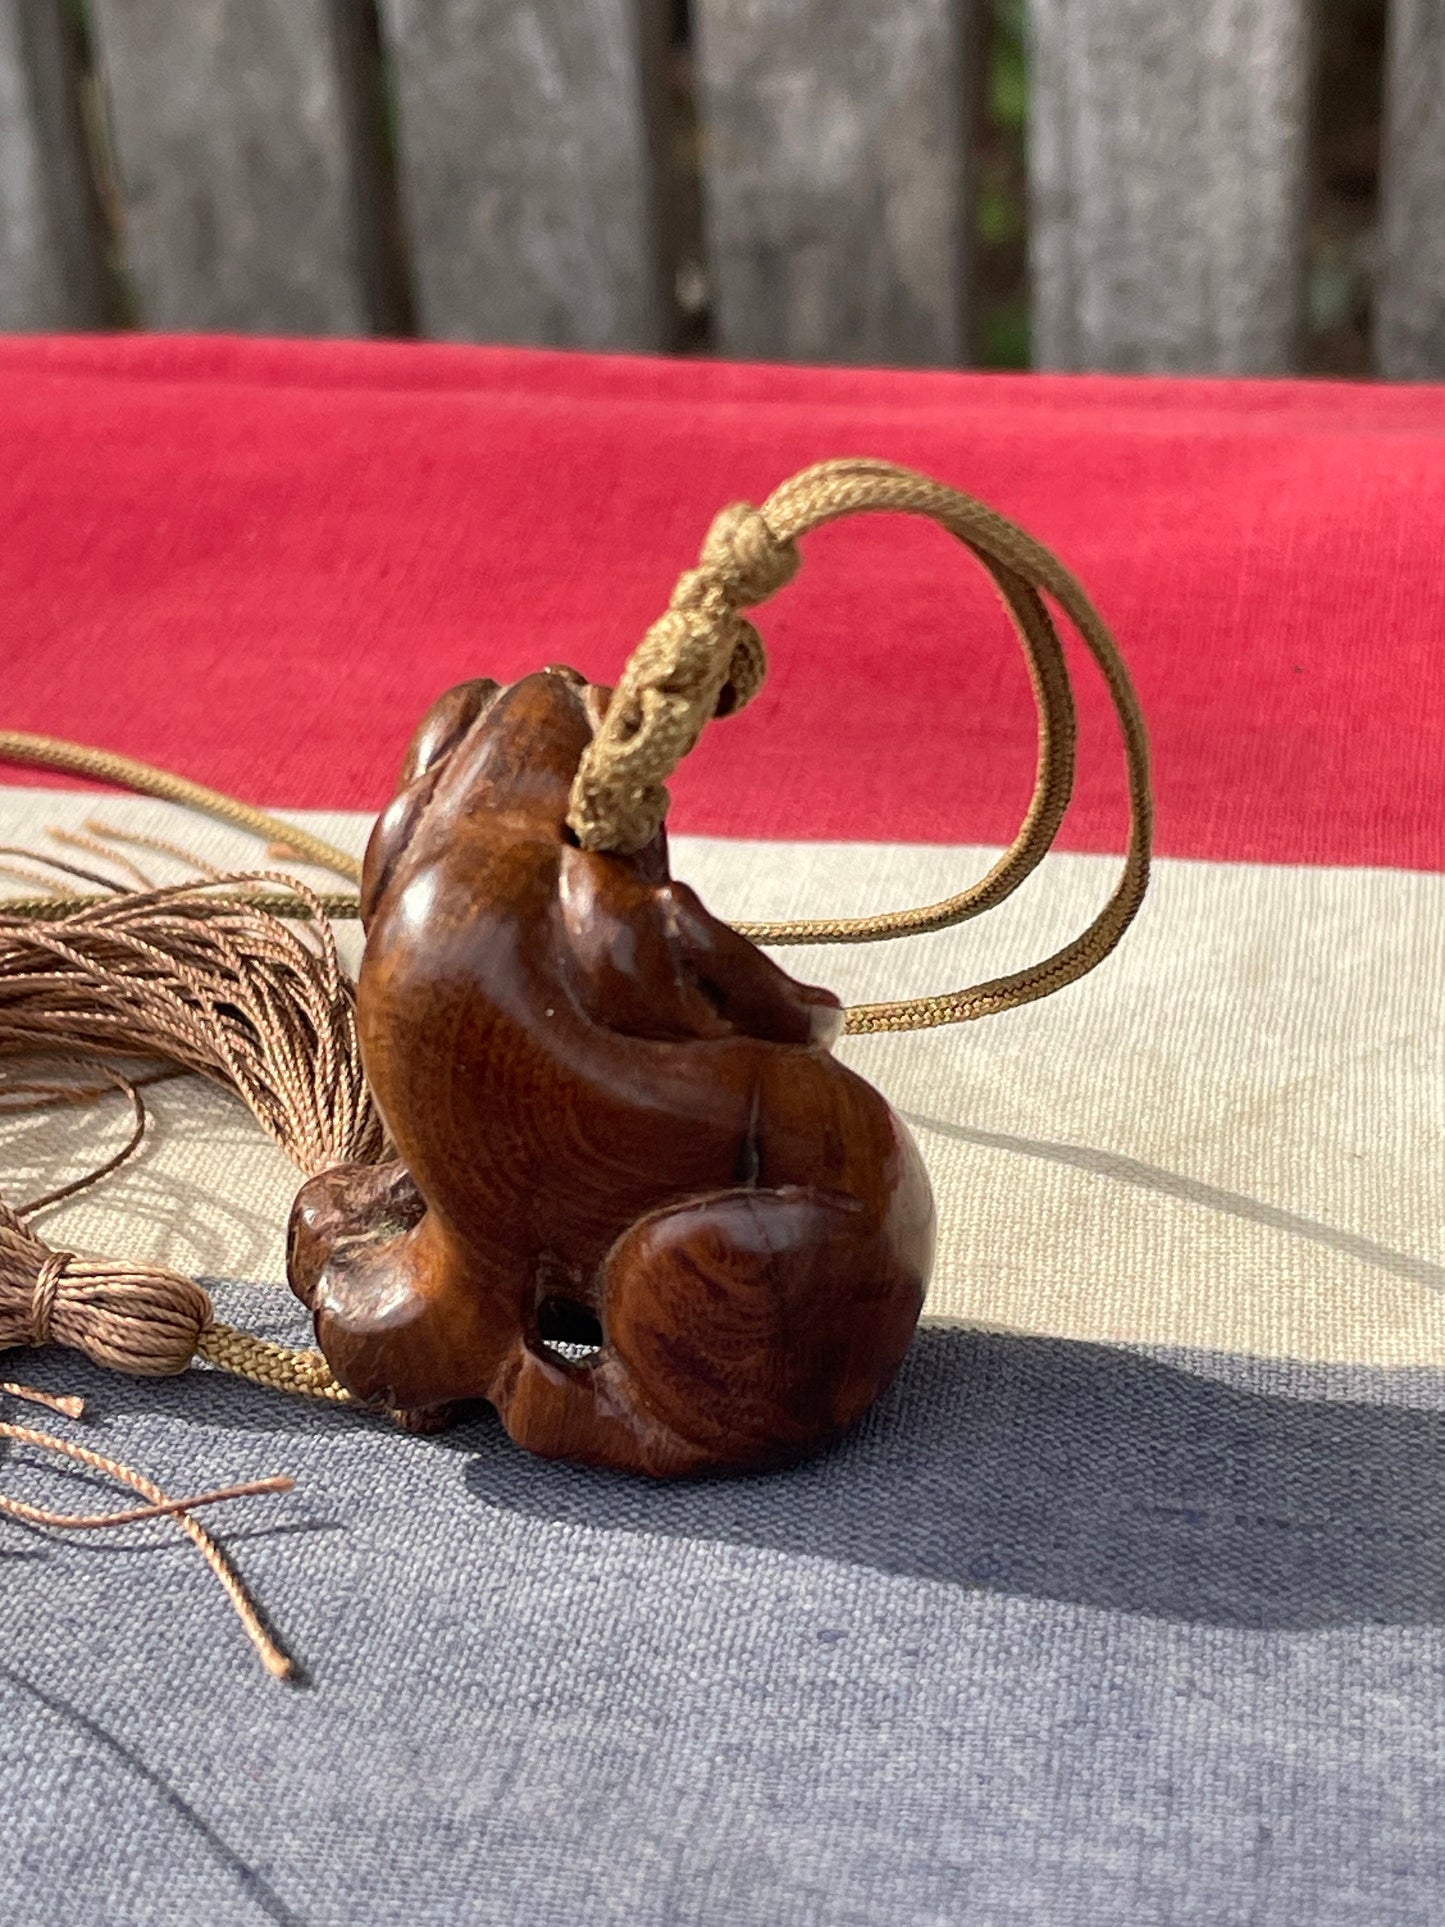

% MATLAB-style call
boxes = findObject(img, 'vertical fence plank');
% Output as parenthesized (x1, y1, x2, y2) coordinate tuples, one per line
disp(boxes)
(87, 0, 370, 333)
(0, 0, 107, 328)
(692, 0, 972, 366)
(1378, 0, 1445, 378)
(377, 0, 670, 349)
(1028, 0, 1309, 373)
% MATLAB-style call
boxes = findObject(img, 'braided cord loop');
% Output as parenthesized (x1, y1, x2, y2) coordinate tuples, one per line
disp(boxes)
(568, 457, 1151, 1034)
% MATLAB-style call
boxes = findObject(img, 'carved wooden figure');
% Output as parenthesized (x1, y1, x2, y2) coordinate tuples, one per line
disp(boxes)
(288, 668, 936, 1475)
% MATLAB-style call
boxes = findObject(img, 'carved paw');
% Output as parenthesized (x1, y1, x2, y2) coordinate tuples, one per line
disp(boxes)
(287, 1158, 424, 1312)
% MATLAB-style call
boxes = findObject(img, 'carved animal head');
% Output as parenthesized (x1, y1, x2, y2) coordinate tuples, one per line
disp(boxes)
(360, 666, 844, 1052)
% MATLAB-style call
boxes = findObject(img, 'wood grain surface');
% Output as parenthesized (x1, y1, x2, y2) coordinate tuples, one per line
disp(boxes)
(289, 670, 935, 1475)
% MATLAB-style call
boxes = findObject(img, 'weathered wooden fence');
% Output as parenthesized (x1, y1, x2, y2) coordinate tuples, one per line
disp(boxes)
(2, 0, 1441, 376)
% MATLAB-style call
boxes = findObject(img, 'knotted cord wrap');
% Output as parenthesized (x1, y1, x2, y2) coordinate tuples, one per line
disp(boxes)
(566, 506, 796, 857)
(565, 503, 797, 862)
(1, 1168, 353, 1396)
(1, 1184, 345, 1400)
(569, 456, 1152, 1034)
(28, 1248, 67, 1346)
(0, 1199, 211, 1375)
(0, 1205, 348, 1396)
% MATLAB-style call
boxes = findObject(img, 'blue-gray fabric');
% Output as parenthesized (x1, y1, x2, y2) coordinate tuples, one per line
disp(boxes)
(4, 1283, 1444, 1926)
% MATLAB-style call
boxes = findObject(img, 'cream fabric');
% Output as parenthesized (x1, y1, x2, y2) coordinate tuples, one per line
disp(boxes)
(3, 787, 1442, 1367)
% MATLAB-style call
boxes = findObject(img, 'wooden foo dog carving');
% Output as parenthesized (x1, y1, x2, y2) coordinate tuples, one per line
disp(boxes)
(287, 459, 1150, 1477)
(289, 668, 935, 1475)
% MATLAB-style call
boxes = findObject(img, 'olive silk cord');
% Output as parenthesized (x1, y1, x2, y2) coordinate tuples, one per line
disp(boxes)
(0, 730, 365, 885)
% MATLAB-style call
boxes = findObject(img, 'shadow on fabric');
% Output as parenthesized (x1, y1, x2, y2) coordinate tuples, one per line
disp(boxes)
(456, 1325, 1445, 1632)
(13, 1325, 1445, 1633)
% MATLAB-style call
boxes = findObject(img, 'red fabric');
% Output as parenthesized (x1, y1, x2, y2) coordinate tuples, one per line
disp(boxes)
(4, 333, 1445, 868)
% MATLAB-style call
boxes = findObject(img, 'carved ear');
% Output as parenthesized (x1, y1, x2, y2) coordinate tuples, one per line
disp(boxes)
(361, 679, 502, 927)
(399, 678, 502, 787)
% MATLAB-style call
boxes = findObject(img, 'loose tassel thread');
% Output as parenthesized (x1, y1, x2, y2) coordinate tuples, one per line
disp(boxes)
(0, 868, 383, 1175)
(0, 1074, 361, 1670)
(0, 1390, 297, 1679)
(0, 1069, 330, 1679)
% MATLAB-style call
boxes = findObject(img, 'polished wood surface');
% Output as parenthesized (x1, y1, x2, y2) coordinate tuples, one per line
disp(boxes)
(289, 668, 935, 1475)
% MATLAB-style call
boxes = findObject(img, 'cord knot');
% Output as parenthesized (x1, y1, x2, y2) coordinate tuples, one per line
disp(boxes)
(698, 502, 800, 606)
(29, 1249, 69, 1347)
(2, 1214, 213, 1376)
(713, 619, 767, 717)
(566, 501, 800, 853)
